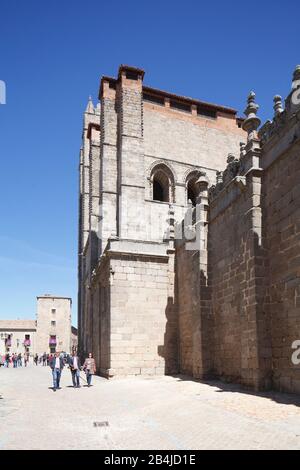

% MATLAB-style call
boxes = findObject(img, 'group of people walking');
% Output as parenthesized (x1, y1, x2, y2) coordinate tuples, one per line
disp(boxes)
(33, 352, 52, 366)
(0, 352, 29, 367)
(50, 351, 96, 392)
(1, 350, 96, 392)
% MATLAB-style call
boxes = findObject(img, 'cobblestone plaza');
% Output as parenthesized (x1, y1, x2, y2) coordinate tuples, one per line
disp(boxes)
(1, 365, 300, 450)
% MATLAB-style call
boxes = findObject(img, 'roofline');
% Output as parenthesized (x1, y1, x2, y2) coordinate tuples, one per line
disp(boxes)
(98, 75, 238, 115)
(99, 76, 117, 100)
(37, 296, 72, 303)
(118, 64, 145, 80)
(0, 319, 36, 323)
(142, 85, 237, 115)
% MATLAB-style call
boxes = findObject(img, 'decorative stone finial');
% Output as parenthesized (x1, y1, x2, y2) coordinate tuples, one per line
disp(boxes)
(85, 95, 94, 113)
(227, 153, 236, 164)
(273, 95, 283, 116)
(95, 102, 101, 115)
(167, 204, 175, 240)
(292, 65, 300, 86)
(168, 203, 175, 219)
(216, 171, 223, 185)
(195, 171, 209, 193)
(240, 142, 246, 158)
(242, 91, 261, 140)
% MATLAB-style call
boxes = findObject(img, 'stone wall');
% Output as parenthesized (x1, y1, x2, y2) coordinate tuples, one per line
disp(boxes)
(89, 238, 178, 378)
(176, 245, 200, 376)
(209, 189, 248, 383)
(175, 80, 300, 393)
(143, 104, 244, 170)
(262, 109, 300, 393)
(91, 256, 111, 376)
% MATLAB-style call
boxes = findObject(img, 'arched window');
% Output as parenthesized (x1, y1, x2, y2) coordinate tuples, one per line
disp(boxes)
(150, 163, 175, 203)
(187, 178, 198, 206)
(153, 178, 165, 202)
(153, 170, 170, 202)
(185, 170, 202, 206)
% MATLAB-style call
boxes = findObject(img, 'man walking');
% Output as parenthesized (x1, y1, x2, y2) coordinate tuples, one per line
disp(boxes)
(42, 352, 47, 366)
(13, 353, 17, 368)
(5, 353, 10, 367)
(68, 352, 81, 388)
(18, 353, 22, 367)
(24, 352, 29, 367)
(49, 352, 64, 392)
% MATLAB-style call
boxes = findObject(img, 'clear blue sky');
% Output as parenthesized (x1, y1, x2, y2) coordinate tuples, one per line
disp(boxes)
(0, 0, 299, 325)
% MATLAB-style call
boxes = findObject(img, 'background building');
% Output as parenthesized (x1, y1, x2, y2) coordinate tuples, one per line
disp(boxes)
(0, 295, 76, 356)
(36, 295, 72, 354)
(0, 320, 36, 356)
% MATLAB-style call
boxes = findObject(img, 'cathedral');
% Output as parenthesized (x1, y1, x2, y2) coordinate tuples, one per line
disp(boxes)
(78, 64, 300, 394)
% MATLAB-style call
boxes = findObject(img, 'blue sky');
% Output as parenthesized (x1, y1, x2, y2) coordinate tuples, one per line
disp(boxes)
(0, 0, 299, 325)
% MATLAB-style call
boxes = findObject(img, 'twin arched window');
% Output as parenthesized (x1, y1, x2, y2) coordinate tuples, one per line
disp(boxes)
(150, 164, 204, 206)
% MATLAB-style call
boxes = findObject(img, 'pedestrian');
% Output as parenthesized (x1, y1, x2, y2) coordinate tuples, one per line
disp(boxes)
(5, 353, 10, 367)
(83, 353, 96, 387)
(42, 352, 47, 366)
(68, 351, 81, 388)
(34, 354, 38, 366)
(49, 351, 64, 392)
(24, 352, 29, 367)
(18, 353, 22, 367)
(12, 353, 17, 368)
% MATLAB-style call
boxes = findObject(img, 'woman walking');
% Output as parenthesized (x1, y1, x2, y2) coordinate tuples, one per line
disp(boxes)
(24, 352, 29, 367)
(83, 353, 96, 387)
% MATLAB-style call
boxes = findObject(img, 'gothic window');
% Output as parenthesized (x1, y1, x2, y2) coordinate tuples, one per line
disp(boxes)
(150, 164, 175, 203)
(153, 170, 169, 202)
(187, 178, 198, 206)
(185, 171, 201, 206)
(153, 178, 164, 201)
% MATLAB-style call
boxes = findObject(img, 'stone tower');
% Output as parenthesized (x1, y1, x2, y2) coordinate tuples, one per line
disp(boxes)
(78, 64, 244, 378)
(36, 295, 72, 354)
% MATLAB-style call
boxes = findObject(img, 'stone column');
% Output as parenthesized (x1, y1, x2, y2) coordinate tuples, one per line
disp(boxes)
(99, 78, 118, 254)
(240, 92, 272, 390)
(165, 205, 179, 374)
(117, 65, 146, 240)
(191, 174, 212, 378)
(88, 122, 101, 270)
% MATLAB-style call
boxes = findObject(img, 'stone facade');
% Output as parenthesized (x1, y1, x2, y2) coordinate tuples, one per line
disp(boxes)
(78, 64, 244, 377)
(0, 320, 37, 357)
(0, 295, 76, 356)
(36, 295, 72, 355)
(78, 64, 300, 394)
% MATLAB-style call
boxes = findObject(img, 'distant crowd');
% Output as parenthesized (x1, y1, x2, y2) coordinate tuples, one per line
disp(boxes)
(0, 352, 30, 367)
(0, 351, 97, 391)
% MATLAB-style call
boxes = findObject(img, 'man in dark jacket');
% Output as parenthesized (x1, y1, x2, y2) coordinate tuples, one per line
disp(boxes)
(49, 352, 64, 391)
(68, 352, 81, 388)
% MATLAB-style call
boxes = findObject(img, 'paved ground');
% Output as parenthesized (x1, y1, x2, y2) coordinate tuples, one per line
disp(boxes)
(1, 365, 300, 449)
